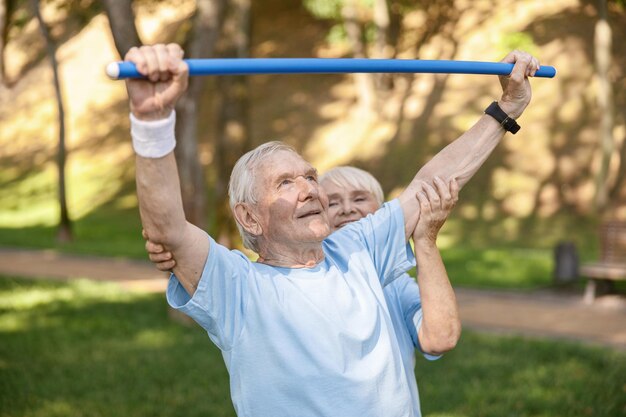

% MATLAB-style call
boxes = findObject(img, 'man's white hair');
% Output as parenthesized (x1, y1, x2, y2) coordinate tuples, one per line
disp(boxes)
(229, 141, 298, 252)
(319, 166, 384, 206)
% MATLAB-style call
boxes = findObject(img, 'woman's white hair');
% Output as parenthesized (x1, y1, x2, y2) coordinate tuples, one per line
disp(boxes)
(228, 141, 298, 252)
(319, 166, 384, 206)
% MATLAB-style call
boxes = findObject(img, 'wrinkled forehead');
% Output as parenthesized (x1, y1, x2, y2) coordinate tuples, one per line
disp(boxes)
(256, 149, 315, 185)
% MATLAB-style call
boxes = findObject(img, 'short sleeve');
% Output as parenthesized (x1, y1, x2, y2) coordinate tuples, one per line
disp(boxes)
(166, 233, 249, 351)
(340, 199, 415, 287)
(392, 275, 441, 361)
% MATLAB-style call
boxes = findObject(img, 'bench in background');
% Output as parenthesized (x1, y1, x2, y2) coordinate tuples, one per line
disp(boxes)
(580, 221, 626, 304)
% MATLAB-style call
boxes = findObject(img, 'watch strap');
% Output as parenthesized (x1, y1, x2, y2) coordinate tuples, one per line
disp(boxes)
(484, 101, 520, 134)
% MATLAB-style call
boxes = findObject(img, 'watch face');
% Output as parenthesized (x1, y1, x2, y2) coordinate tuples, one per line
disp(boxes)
(504, 118, 520, 133)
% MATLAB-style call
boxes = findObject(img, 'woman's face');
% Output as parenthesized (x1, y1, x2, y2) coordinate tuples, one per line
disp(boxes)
(321, 180, 380, 231)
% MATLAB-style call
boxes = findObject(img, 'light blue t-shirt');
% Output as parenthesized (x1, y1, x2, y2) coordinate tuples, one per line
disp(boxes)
(383, 273, 441, 415)
(167, 199, 437, 417)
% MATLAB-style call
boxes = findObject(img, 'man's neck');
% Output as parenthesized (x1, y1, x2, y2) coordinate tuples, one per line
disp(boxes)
(257, 242, 325, 268)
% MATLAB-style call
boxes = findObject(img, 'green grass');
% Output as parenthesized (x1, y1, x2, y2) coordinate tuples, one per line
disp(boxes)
(0, 140, 149, 259)
(0, 276, 234, 417)
(0, 219, 593, 290)
(402, 245, 555, 289)
(0, 205, 147, 259)
(418, 331, 626, 417)
(1, 276, 624, 417)
(442, 246, 553, 289)
(0, 173, 608, 291)
(0, 176, 603, 290)
(0, 191, 561, 290)
(0, 156, 601, 290)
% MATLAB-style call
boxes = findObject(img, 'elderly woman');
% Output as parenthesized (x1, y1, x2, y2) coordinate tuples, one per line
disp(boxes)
(126, 43, 539, 417)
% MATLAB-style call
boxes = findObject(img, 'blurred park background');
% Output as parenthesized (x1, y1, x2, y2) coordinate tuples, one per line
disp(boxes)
(1, 0, 625, 416)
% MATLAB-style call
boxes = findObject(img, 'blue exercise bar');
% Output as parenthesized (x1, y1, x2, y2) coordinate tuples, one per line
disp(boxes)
(106, 58, 557, 80)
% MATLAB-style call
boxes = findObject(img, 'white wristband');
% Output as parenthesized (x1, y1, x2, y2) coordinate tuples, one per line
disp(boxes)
(130, 111, 176, 158)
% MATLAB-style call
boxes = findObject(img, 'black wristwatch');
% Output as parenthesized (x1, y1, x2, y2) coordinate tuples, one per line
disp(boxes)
(484, 101, 520, 134)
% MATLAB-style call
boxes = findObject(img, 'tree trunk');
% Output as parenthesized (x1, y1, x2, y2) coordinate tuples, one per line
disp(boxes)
(214, 0, 251, 246)
(174, 0, 225, 228)
(102, 0, 141, 58)
(0, 0, 7, 84)
(609, 128, 626, 202)
(594, 0, 614, 211)
(31, 0, 72, 241)
(342, 0, 376, 112)
(387, 0, 402, 57)
(373, 0, 389, 58)
(372, 0, 393, 91)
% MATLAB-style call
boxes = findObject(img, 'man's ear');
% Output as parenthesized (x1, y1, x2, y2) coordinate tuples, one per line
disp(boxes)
(233, 203, 263, 236)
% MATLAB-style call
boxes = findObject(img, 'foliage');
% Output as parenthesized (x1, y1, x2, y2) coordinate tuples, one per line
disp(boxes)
(326, 23, 348, 44)
(302, 0, 387, 45)
(497, 32, 539, 57)
(1, 276, 624, 417)
(6, 0, 101, 35)
(6, 2, 29, 31)
(303, 0, 345, 20)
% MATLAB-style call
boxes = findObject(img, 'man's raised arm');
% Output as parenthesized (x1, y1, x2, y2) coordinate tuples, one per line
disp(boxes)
(126, 44, 209, 296)
(399, 50, 541, 239)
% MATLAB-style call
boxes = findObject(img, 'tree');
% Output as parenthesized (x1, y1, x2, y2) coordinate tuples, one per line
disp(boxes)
(342, 0, 376, 111)
(302, 0, 413, 113)
(101, 0, 140, 57)
(174, 0, 226, 229)
(31, 0, 72, 241)
(607, 0, 625, 208)
(372, 0, 389, 59)
(594, 0, 615, 211)
(104, 0, 226, 229)
(213, 0, 251, 246)
(0, 0, 9, 84)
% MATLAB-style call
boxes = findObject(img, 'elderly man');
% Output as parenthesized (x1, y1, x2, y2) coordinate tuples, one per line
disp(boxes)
(147, 165, 458, 414)
(126, 43, 539, 417)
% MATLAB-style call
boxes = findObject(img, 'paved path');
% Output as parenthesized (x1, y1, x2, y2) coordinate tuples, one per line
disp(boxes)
(2, 248, 625, 350)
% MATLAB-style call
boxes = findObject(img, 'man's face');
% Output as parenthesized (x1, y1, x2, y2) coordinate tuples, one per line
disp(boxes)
(322, 180, 380, 231)
(253, 150, 331, 248)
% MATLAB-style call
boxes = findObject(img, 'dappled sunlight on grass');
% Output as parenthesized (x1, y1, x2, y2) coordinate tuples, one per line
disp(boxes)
(1, 276, 624, 417)
(113, 193, 139, 210)
(0, 13, 137, 232)
(31, 400, 78, 417)
(0, 202, 147, 258)
(0, 163, 58, 227)
(1, 284, 75, 312)
(0, 276, 235, 417)
(65, 148, 135, 220)
(0, 278, 131, 311)
(0, 131, 136, 230)
(0, 278, 137, 333)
